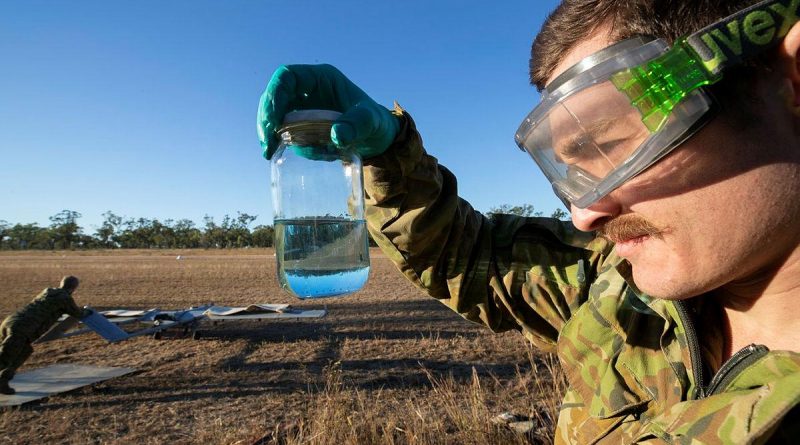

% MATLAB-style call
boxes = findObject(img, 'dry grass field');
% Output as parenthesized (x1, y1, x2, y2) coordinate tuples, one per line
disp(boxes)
(0, 249, 564, 445)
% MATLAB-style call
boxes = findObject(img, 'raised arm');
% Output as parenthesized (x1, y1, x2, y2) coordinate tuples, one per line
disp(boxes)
(362, 109, 613, 350)
(256, 64, 613, 351)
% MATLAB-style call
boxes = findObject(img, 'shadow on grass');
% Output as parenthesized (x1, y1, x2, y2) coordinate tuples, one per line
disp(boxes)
(17, 355, 528, 410)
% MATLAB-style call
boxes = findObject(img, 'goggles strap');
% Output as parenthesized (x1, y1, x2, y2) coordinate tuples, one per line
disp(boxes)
(686, 0, 800, 76)
(613, 0, 800, 132)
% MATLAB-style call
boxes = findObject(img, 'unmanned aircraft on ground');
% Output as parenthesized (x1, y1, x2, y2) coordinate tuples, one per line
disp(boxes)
(36, 303, 327, 343)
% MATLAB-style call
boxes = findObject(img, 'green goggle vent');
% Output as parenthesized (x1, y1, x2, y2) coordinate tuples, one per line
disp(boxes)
(611, 39, 722, 132)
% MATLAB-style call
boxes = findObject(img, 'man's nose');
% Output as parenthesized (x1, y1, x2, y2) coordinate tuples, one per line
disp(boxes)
(570, 195, 621, 232)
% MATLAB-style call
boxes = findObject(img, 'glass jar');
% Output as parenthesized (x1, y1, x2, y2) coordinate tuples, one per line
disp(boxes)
(270, 109, 370, 299)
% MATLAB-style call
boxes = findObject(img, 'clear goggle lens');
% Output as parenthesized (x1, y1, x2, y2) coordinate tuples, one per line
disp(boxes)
(516, 39, 714, 209)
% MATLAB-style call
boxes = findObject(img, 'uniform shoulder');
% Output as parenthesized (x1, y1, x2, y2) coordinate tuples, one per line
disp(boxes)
(42, 287, 71, 299)
(32, 287, 53, 299)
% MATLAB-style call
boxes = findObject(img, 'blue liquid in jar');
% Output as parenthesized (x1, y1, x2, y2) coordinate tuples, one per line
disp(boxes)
(275, 217, 370, 299)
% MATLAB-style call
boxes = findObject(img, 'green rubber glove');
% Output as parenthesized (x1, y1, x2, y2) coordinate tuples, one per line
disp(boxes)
(257, 64, 400, 160)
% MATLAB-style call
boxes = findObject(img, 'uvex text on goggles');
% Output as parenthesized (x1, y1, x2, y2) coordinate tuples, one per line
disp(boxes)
(516, 0, 800, 209)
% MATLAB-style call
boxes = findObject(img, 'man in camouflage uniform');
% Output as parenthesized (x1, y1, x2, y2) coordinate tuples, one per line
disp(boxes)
(258, 0, 800, 442)
(0, 276, 88, 395)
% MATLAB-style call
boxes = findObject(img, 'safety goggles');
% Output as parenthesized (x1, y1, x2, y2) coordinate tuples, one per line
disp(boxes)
(516, 0, 799, 208)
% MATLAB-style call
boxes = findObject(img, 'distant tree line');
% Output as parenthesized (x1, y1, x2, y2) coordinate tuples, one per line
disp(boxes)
(486, 204, 568, 220)
(0, 210, 273, 250)
(0, 204, 568, 250)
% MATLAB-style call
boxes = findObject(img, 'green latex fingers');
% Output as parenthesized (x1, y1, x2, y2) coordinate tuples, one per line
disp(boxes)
(257, 64, 399, 160)
(331, 101, 399, 159)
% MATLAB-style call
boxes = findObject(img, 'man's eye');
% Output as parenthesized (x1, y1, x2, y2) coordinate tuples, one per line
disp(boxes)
(596, 138, 639, 163)
(597, 140, 622, 154)
(561, 135, 593, 160)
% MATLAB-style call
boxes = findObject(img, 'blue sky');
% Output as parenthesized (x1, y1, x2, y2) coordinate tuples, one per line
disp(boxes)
(0, 0, 563, 232)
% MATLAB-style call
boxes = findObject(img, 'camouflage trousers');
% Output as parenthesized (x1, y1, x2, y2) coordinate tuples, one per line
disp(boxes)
(0, 323, 34, 381)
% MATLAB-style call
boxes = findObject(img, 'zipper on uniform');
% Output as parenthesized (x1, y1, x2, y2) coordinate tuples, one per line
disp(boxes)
(674, 301, 707, 398)
(705, 344, 769, 396)
(675, 301, 771, 399)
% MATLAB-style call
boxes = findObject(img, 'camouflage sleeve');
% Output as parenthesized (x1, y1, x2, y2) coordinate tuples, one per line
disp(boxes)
(363, 107, 613, 351)
(61, 292, 84, 319)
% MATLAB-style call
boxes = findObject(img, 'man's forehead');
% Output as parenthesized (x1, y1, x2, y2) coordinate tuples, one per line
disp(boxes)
(546, 28, 617, 87)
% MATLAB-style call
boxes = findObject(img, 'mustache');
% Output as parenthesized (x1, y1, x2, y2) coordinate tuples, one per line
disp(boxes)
(597, 214, 664, 243)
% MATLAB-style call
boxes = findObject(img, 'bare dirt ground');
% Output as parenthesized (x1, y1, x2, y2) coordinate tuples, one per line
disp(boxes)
(0, 249, 561, 444)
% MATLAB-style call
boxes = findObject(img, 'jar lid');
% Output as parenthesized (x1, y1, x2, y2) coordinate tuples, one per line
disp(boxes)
(282, 109, 342, 125)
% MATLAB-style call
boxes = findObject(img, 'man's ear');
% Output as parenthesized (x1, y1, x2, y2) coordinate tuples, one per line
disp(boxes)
(778, 21, 800, 107)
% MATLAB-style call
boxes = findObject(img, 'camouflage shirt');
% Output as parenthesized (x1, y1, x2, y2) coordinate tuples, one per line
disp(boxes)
(362, 108, 800, 444)
(3, 288, 84, 342)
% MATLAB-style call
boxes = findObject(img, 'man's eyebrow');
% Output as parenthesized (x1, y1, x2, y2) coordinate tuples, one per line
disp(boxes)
(581, 118, 616, 139)
(558, 118, 616, 158)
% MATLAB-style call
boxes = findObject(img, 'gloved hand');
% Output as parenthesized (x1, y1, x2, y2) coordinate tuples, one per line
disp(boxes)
(257, 64, 400, 160)
(81, 307, 95, 319)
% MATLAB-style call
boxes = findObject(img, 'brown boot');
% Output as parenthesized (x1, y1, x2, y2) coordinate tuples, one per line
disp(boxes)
(0, 379, 14, 395)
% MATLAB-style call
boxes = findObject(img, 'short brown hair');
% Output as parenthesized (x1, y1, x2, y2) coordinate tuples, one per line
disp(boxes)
(530, 1, 772, 125)
(60, 275, 80, 292)
(531, 0, 766, 88)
